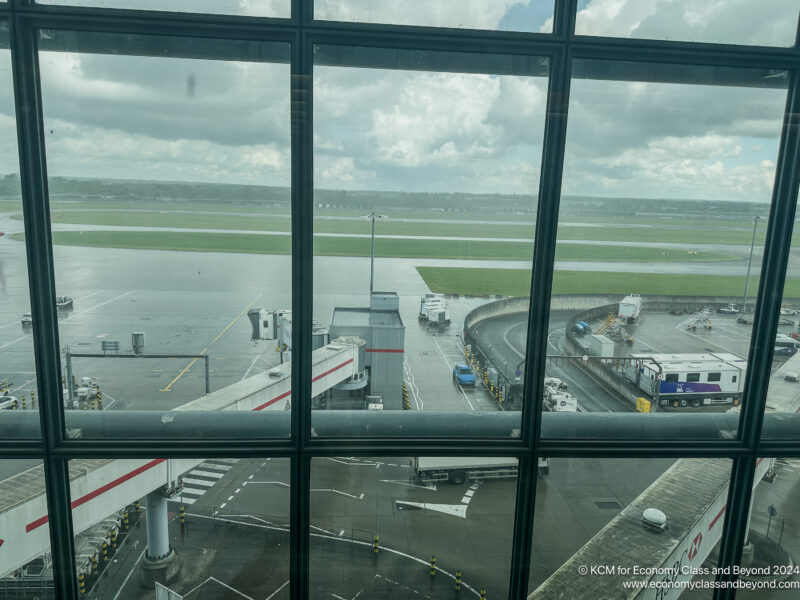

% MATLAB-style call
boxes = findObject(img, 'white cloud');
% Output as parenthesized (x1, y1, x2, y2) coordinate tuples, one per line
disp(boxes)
(575, 0, 797, 46)
(316, 0, 529, 29)
(368, 73, 501, 167)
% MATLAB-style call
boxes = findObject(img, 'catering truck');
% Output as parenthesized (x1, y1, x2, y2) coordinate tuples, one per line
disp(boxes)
(618, 294, 642, 323)
(412, 456, 548, 484)
(625, 352, 746, 408)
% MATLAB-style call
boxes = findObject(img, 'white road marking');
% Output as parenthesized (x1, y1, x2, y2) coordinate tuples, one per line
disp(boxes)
(311, 488, 361, 500)
(241, 354, 263, 381)
(227, 495, 234, 501)
(235, 488, 241, 494)
(190, 470, 225, 479)
(179, 497, 196, 505)
(547, 327, 564, 353)
(219, 503, 226, 508)
(265, 580, 290, 600)
(76, 290, 104, 303)
(98, 391, 117, 410)
(111, 549, 146, 600)
(310, 525, 336, 535)
(0, 335, 30, 350)
(182, 477, 217, 488)
(187, 512, 481, 596)
(82, 290, 134, 312)
(402, 355, 423, 410)
(503, 323, 525, 360)
(358, 493, 365, 499)
(248, 475, 253, 480)
(243, 481, 289, 487)
(396, 501, 467, 518)
(339, 529, 345, 536)
(379, 479, 437, 491)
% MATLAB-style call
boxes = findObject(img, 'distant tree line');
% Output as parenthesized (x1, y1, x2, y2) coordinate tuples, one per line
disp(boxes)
(0, 173, 770, 220)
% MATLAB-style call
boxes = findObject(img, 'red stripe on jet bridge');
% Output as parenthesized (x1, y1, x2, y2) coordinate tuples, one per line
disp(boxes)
(313, 358, 354, 381)
(366, 349, 404, 353)
(254, 390, 291, 411)
(708, 506, 726, 531)
(252, 358, 354, 411)
(26, 458, 166, 533)
(25, 358, 358, 531)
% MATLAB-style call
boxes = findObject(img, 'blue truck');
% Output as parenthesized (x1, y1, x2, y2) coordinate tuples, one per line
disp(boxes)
(452, 364, 476, 386)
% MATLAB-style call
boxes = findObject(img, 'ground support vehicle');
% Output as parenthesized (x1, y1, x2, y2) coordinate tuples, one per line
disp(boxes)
(775, 334, 800, 357)
(625, 352, 746, 408)
(543, 377, 578, 412)
(56, 296, 73, 310)
(618, 294, 642, 323)
(717, 304, 740, 314)
(453, 364, 476, 386)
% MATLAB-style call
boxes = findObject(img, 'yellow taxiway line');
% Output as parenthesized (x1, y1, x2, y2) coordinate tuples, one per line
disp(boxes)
(160, 293, 263, 392)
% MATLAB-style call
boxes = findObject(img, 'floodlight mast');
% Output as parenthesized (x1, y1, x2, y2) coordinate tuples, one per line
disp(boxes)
(742, 215, 760, 312)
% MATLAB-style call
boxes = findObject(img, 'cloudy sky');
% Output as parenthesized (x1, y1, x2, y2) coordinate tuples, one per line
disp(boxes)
(0, 0, 796, 202)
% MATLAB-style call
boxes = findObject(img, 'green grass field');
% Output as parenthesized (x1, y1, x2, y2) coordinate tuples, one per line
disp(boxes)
(19, 207, 771, 245)
(416, 266, 800, 297)
(9, 230, 737, 263)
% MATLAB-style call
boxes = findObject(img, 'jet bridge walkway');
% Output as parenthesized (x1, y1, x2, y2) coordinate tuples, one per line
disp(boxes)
(0, 337, 364, 577)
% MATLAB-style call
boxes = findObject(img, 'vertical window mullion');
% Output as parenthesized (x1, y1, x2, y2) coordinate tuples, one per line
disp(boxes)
(10, 14, 76, 598)
(292, 1, 313, 598)
(714, 67, 800, 599)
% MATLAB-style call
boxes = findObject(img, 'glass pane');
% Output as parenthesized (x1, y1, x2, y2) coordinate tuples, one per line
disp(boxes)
(736, 457, 800, 598)
(761, 215, 800, 440)
(69, 457, 290, 598)
(530, 457, 732, 598)
(542, 59, 787, 441)
(312, 46, 548, 437)
(0, 460, 54, 594)
(38, 31, 292, 438)
(316, 0, 555, 33)
(36, 0, 290, 18)
(0, 22, 41, 439)
(311, 455, 517, 598)
(575, 0, 799, 47)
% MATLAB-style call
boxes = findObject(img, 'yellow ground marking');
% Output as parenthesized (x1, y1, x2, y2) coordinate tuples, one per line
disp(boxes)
(160, 293, 262, 391)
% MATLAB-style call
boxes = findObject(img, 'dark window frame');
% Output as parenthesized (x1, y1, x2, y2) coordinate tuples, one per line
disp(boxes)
(0, 0, 798, 598)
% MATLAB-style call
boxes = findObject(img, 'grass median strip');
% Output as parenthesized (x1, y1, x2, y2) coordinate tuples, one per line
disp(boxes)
(12, 230, 736, 263)
(416, 266, 800, 298)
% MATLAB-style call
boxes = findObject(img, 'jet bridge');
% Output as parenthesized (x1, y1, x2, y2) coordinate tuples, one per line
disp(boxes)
(0, 337, 364, 577)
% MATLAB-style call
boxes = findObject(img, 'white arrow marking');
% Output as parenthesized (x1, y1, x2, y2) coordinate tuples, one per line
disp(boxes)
(396, 501, 468, 518)
(380, 479, 437, 491)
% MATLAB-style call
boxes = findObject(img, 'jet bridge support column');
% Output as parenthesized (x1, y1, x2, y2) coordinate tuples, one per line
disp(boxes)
(140, 490, 180, 587)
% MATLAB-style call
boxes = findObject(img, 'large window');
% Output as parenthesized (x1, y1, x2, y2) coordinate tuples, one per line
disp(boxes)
(1, 2, 799, 600)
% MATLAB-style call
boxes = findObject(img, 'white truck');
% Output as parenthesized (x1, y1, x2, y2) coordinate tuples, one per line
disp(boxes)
(412, 456, 548, 485)
(618, 294, 642, 323)
(543, 377, 579, 412)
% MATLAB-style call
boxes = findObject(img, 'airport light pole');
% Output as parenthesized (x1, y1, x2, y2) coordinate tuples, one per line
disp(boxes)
(364, 212, 386, 294)
(742, 215, 761, 312)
